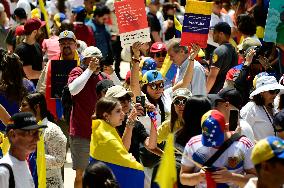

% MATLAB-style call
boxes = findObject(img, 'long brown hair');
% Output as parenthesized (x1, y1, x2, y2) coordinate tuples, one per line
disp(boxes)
(0, 53, 26, 104)
(95, 97, 120, 120)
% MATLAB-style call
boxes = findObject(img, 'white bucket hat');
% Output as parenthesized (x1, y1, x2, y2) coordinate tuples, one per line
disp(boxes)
(250, 75, 284, 99)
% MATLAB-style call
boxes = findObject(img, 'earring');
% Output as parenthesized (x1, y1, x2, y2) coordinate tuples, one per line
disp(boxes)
(106, 119, 110, 123)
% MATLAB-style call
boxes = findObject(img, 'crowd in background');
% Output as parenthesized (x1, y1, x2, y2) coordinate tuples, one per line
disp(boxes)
(0, 0, 283, 188)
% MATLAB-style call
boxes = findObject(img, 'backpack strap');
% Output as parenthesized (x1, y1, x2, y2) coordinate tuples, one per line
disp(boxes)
(203, 133, 243, 167)
(0, 163, 15, 188)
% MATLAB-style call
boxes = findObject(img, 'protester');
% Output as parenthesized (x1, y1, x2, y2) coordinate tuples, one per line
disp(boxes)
(206, 22, 238, 94)
(72, 6, 95, 47)
(176, 96, 212, 147)
(244, 136, 284, 188)
(20, 93, 67, 188)
(0, 51, 35, 132)
(180, 110, 256, 187)
(5, 7, 27, 52)
(273, 110, 284, 139)
(149, 42, 167, 70)
(208, 87, 255, 141)
(68, 46, 108, 188)
(167, 39, 206, 95)
(0, 112, 47, 188)
(83, 161, 119, 188)
(149, 88, 192, 146)
(14, 18, 45, 85)
(37, 30, 80, 120)
(147, 0, 162, 42)
(241, 75, 284, 141)
(86, 5, 112, 59)
(105, 85, 156, 161)
(89, 97, 144, 188)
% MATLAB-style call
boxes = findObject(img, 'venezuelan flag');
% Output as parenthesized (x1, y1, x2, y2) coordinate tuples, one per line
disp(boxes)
(89, 119, 144, 188)
(155, 133, 177, 188)
(181, 0, 213, 48)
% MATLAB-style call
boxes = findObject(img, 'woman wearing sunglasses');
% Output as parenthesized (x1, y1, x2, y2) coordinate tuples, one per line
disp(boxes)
(241, 75, 284, 141)
(148, 88, 192, 145)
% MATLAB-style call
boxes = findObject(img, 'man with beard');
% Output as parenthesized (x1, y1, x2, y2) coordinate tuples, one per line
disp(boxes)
(15, 18, 45, 85)
(68, 46, 109, 188)
(36, 30, 80, 120)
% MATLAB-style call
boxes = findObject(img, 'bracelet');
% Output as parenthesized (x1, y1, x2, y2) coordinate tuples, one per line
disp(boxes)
(132, 57, 140, 62)
(189, 58, 195, 61)
(126, 119, 135, 127)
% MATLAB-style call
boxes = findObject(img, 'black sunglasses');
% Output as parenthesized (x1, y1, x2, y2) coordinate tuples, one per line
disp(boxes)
(269, 89, 280, 95)
(174, 98, 187, 106)
(154, 51, 167, 58)
(149, 82, 164, 90)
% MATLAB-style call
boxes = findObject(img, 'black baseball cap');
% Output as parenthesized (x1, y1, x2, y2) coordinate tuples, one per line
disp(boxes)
(6, 112, 47, 133)
(12, 8, 27, 20)
(208, 87, 243, 109)
(96, 79, 114, 94)
(273, 110, 284, 133)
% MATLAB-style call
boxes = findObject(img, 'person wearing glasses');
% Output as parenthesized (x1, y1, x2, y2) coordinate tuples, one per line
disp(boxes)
(241, 75, 284, 141)
(149, 42, 167, 70)
(19, 93, 67, 188)
(0, 112, 47, 188)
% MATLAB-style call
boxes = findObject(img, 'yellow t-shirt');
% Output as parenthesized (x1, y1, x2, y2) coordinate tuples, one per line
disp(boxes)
(157, 119, 182, 144)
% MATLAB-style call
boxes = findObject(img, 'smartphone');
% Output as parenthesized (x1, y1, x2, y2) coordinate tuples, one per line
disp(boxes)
(229, 110, 239, 131)
(136, 96, 146, 116)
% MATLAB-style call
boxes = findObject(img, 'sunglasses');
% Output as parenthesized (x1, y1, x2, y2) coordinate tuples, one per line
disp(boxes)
(154, 51, 167, 58)
(149, 82, 164, 90)
(269, 89, 280, 95)
(174, 98, 187, 106)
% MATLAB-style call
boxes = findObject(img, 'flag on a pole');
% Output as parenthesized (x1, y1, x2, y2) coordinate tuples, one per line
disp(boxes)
(155, 133, 178, 188)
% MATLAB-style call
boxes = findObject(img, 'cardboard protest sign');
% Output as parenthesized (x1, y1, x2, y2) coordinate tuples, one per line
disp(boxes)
(264, 0, 284, 44)
(51, 60, 77, 98)
(181, 0, 213, 48)
(114, 0, 151, 48)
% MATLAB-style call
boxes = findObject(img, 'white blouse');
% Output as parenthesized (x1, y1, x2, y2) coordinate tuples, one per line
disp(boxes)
(240, 101, 275, 141)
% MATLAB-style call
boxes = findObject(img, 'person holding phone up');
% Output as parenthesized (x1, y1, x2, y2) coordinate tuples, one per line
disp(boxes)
(208, 87, 255, 142)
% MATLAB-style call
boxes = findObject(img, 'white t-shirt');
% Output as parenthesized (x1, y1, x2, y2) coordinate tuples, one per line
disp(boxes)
(0, 153, 35, 188)
(181, 135, 254, 188)
(240, 119, 255, 143)
(207, 12, 234, 47)
(241, 102, 276, 141)
(244, 177, 258, 188)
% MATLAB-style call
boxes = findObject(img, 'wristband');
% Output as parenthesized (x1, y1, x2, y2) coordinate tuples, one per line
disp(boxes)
(126, 119, 135, 127)
(132, 57, 140, 62)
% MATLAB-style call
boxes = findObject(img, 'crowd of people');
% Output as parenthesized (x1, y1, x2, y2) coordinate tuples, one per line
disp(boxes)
(0, 0, 283, 188)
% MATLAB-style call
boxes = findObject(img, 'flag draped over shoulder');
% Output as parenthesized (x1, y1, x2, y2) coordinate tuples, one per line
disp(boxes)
(27, 121, 46, 188)
(89, 119, 144, 188)
(155, 133, 177, 188)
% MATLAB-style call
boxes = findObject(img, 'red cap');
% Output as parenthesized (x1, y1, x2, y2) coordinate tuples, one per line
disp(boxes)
(15, 25, 25, 36)
(24, 18, 45, 34)
(150, 42, 167, 53)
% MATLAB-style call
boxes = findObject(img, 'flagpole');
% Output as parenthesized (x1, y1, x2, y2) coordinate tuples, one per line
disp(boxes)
(174, 148, 207, 171)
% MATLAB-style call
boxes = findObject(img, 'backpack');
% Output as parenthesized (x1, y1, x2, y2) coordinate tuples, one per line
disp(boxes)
(61, 68, 108, 124)
(0, 163, 15, 188)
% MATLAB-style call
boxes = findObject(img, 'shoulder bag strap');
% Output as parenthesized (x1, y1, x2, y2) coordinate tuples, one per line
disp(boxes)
(0, 163, 15, 188)
(203, 133, 243, 167)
